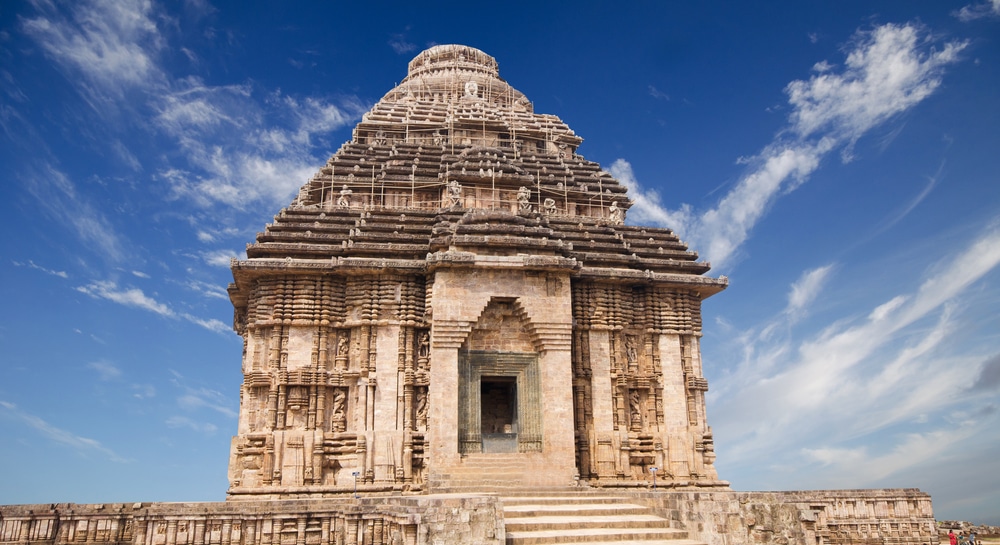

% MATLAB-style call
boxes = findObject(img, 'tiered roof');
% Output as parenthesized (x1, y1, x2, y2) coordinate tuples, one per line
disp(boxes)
(230, 45, 726, 307)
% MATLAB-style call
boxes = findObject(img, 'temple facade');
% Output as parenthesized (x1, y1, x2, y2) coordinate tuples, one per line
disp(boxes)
(226, 44, 728, 498)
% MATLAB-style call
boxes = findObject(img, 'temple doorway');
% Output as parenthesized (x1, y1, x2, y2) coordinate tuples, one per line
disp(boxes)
(481, 377, 517, 453)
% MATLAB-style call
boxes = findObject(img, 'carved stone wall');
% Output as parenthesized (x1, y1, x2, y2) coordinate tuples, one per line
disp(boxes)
(0, 496, 502, 545)
(0, 489, 938, 545)
(570, 281, 721, 488)
(228, 274, 430, 497)
(425, 265, 577, 490)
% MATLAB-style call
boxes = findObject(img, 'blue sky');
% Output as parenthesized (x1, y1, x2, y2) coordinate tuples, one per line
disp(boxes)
(2, 0, 998, 524)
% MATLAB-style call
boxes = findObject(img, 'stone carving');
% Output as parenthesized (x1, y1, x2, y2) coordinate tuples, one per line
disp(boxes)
(542, 197, 557, 215)
(629, 389, 642, 428)
(516, 186, 532, 212)
(609, 200, 624, 224)
(337, 185, 353, 208)
(415, 387, 428, 430)
(446, 180, 462, 207)
(335, 333, 349, 370)
(624, 334, 638, 369)
(464, 80, 478, 97)
(332, 388, 347, 432)
(416, 331, 430, 373)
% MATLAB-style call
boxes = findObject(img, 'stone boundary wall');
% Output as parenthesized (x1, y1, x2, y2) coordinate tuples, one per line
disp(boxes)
(0, 488, 938, 545)
(625, 489, 939, 545)
(0, 496, 502, 545)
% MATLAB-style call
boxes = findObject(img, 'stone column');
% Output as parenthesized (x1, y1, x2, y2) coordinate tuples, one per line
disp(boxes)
(658, 333, 691, 479)
(428, 324, 462, 468)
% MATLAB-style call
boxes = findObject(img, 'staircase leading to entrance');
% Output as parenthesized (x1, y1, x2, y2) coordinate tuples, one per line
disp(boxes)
(502, 495, 705, 545)
(430, 453, 564, 493)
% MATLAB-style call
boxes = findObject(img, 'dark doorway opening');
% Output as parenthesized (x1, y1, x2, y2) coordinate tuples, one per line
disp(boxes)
(481, 377, 517, 453)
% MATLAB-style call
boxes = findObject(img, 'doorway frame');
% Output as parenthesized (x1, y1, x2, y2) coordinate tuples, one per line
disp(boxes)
(458, 350, 542, 454)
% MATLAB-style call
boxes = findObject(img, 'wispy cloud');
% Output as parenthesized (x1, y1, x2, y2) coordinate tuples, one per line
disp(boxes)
(388, 31, 416, 54)
(710, 223, 1000, 483)
(953, 0, 1000, 21)
(0, 400, 129, 463)
(12, 259, 69, 278)
(170, 373, 237, 419)
(165, 415, 217, 434)
(618, 23, 966, 269)
(20, 0, 165, 103)
(786, 265, 834, 315)
(155, 81, 366, 209)
(201, 248, 239, 267)
(87, 359, 122, 381)
(180, 313, 230, 334)
(76, 279, 231, 333)
(970, 354, 1000, 392)
(22, 165, 126, 262)
(77, 280, 173, 316)
(20, 0, 365, 212)
(187, 279, 230, 300)
(131, 383, 156, 399)
(648, 85, 670, 101)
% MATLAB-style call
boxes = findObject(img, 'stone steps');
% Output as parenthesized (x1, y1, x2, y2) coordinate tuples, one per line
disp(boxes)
(502, 496, 703, 545)
(429, 454, 538, 492)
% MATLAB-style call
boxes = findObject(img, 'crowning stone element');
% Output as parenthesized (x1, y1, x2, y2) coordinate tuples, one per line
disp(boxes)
(0, 45, 943, 545)
(227, 44, 728, 497)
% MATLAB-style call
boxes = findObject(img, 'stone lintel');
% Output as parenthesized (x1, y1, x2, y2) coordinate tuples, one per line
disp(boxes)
(577, 267, 727, 296)
(426, 250, 578, 273)
(232, 257, 427, 273)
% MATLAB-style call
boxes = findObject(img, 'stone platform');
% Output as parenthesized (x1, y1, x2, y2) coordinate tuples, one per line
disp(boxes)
(0, 488, 938, 545)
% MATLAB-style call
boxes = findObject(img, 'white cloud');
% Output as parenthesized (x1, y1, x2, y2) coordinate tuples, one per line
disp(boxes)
(802, 446, 867, 466)
(648, 85, 670, 101)
(75, 279, 234, 333)
(388, 32, 416, 54)
(618, 23, 966, 269)
(201, 249, 239, 267)
(786, 24, 965, 141)
(868, 295, 908, 321)
(187, 279, 230, 300)
(165, 415, 217, 434)
(710, 223, 1000, 479)
(954, 0, 1000, 21)
(87, 360, 122, 381)
(77, 280, 173, 316)
(22, 0, 365, 213)
(696, 140, 830, 266)
(180, 313, 231, 334)
(155, 81, 365, 209)
(610, 159, 692, 234)
(23, 165, 126, 262)
(786, 265, 834, 314)
(130, 383, 156, 399)
(20, 0, 165, 99)
(12, 259, 69, 278)
(0, 400, 129, 462)
(175, 386, 237, 418)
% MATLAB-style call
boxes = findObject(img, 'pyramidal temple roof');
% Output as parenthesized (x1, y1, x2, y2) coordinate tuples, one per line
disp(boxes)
(232, 45, 726, 302)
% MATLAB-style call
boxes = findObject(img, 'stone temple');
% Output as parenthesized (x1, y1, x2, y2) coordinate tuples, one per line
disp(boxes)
(226, 43, 726, 497)
(1, 45, 941, 545)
